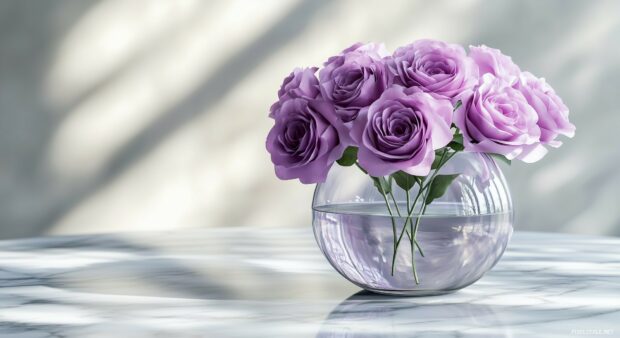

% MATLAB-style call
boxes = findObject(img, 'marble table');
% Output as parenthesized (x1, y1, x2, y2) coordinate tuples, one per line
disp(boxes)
(0, 228, 618, 337)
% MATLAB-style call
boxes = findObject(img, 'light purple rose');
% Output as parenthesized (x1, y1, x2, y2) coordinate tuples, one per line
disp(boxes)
(319, 42, 390, 123)
(515, 71, 575, 147)
(455, 74, 547, 163)
(351, 86, 453, 176)
(266, 97, 349, 184)
(469, 45, 520, 83)
(389, 39, 478, 101)
(269, 67, 320, 118)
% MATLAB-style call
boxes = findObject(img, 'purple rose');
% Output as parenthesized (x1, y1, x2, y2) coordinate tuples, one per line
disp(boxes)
(455, 74, 547, 163)
(389, 39, 478, 101)
(269, 67, 320, 118)
(515, 71, 575, 147)
(319, 42, 390, 123)
(469, 45, 520, 83)
(351, 86, 453, 176)
(266, 97, 348, 184)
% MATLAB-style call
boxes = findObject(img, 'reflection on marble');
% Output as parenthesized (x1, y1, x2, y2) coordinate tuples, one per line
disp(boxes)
(0, 228, 618, 337)
(318, 291, 511, 337)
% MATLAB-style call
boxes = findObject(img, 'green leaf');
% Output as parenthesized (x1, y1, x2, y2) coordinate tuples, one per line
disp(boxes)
(431, 149, 448, 170)
(447, 141, 465, 151)
(489, 153, 512, 166)
(336, 147, 358, 166)
(431, 155, 443, 170)
(425, 174, 459, 205)
(453, 100, 462, 112)
(372, 176, 392, 195)
(383, 177, 392, 194)
(447, 133, 464, 151)
(431, 148, 451, 170)
(452, 133, 463, 144)
(392, 171, 418, 191)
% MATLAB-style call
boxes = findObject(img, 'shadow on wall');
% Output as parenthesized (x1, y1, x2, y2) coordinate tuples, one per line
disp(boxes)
(0, 1, 98, 238)
(0, 0, 619, 239)
(0, 0, 332, 238)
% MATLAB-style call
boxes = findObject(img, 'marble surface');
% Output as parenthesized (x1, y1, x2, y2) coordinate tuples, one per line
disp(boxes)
(0, 228, 618, 337)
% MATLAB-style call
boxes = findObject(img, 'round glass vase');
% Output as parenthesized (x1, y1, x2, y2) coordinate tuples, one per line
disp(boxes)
(312, 152, 514, 296)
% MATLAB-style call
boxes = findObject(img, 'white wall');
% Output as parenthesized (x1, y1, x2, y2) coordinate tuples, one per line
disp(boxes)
(0, 0, 618, 238)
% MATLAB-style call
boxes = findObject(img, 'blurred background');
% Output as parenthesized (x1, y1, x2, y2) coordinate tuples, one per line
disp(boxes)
(0, 0, 618, 239)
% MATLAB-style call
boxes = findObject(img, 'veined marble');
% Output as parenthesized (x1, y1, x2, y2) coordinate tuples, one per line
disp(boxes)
(0, 228, 618, 337)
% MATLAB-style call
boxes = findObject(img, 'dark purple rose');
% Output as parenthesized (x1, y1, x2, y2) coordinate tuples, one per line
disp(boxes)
(319, 42, 390, 123)
(469, 45, 520, 84)
(269, 67, 320, 118)
(351, 86, 453, 176)
(266, 97, 349, 183)
(515, 71, 575, 147)
(455, 74, 547, 163)
(389, 39, 478, 101)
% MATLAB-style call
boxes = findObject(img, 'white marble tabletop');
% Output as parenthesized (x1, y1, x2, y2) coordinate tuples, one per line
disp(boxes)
(0, 228, 618, 337)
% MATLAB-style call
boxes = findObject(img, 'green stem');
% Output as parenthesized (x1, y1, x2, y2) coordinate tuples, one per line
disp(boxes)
(412, 149, 459, 249)
(415, 240, 425, 256)
(412, 200, 428, 248)
(405, 190, 412, 242)
(388, 190, 402, 217)
(394, 184, 423, 253)
(406, 189, 411, 213)
(412, 150, 450, 234)
(408, 148, 458, 284)
(408, 157, 442, 285)
(390, 188, 412, 241)
(353, 162, 402, 276)
(378, 183, 399, 276)
(354, 162, 367, 174)
(355, 151, 458, 282)
(391, 180, 425, 275)
(410, 211, 418, 284)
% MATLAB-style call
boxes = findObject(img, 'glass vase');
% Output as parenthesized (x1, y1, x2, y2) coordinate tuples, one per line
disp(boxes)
(312, 152, 513, 296)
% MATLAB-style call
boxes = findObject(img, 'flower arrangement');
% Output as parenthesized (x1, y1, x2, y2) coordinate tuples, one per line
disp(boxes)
(266, 39, 575, 283)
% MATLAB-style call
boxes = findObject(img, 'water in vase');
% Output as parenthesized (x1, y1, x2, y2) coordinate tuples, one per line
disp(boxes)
(312, 202, 513, 295)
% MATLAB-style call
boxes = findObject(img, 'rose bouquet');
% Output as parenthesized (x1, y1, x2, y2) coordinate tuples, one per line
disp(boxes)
(266, 39, 574, 283)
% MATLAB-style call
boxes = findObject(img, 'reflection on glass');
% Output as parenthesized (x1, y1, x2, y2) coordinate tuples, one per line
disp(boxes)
(313, 153, 514, 295)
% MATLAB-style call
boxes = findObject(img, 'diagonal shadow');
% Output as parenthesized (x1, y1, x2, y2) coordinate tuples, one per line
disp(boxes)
(39, 0, 332, 232)
(102, 0, 331, 179)
(47, 1, 228, 122)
